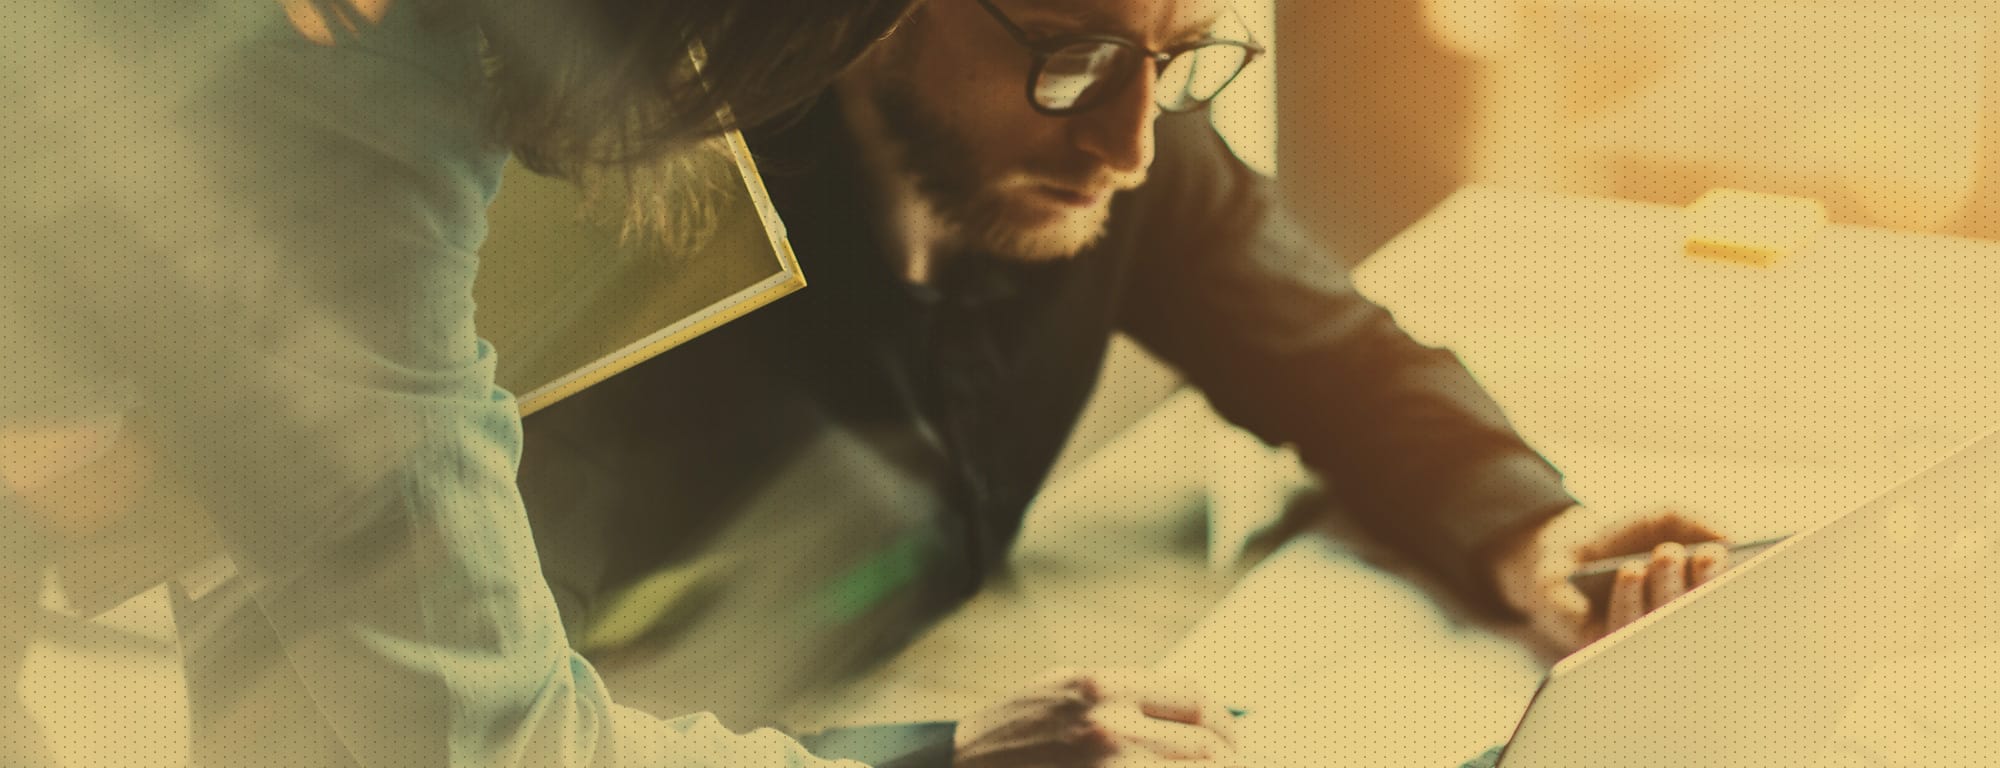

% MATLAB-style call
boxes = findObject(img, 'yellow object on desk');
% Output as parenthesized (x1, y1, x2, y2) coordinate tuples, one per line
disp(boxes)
(1684, 188, 1828, 265)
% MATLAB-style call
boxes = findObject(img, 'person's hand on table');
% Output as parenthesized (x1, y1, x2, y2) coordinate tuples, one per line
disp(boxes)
(954, 668, 1245, 767)
(1492, 505, 1730, 653)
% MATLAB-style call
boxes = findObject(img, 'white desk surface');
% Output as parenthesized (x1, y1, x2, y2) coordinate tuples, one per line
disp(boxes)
(1353, 184, 2000, 541)
(798, 395, 1553, 768)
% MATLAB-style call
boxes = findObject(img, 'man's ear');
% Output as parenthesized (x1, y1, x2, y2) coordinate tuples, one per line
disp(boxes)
(281, 0, 394, 46)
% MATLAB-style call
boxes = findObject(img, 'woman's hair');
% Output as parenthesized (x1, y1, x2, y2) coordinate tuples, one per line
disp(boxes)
(427, 0, 918, 243)
(458, 0, 913, 174)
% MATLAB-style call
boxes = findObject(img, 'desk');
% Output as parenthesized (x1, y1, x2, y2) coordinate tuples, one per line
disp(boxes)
(788, 395, 1547, 767)
(1138, 189, 2000, 763)
(1353, 185, 2000, 540)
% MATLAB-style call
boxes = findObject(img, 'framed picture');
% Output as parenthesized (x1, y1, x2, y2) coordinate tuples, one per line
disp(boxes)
(473, 129, 804, 416)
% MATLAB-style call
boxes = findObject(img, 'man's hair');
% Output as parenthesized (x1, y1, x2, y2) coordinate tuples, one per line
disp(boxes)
(425, 0, 918, 245)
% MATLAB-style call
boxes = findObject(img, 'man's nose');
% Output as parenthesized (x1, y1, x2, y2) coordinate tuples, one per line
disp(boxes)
(1069, 64, 1160, 178)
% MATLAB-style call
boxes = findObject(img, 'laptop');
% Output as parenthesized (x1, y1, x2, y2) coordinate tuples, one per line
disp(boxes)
(1495, 429, 2000, 766)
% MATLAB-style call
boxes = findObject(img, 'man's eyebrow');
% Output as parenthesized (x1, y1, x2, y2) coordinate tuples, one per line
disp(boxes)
(1004, 0, 1126, 35)
(1168, 13, 1227, 45)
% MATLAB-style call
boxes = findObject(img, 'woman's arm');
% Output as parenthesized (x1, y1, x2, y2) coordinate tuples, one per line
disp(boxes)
(4, 3, 866, 764)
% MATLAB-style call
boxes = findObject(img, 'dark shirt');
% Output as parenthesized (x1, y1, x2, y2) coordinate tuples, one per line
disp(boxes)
(520, 95, 1576, 673)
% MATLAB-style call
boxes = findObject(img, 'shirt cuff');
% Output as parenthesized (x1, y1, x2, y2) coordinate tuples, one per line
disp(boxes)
(797, 721, 957, 768)
(1430, 453, 1576, 618)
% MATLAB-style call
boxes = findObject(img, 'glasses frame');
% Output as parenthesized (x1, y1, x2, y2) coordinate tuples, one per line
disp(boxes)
(971, 0, 1266, 117)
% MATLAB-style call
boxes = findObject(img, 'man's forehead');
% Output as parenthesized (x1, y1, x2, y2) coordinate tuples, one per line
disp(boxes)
(1001, 0, 1232, 43)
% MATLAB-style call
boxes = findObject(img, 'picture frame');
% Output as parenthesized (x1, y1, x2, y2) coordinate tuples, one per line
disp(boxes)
(474, 128, 805, 416)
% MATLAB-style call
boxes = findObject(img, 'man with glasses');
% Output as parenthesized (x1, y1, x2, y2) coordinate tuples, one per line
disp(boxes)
(520, 0, 1727, 764)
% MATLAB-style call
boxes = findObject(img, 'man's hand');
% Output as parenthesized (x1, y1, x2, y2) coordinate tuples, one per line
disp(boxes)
(1493, 505, 1729, 653)
(954, 669, 1242, 767)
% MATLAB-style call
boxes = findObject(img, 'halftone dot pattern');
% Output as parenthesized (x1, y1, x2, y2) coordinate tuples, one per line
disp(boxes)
(794, 3, 1545, 764)
(11, 0, 2000, 767)
(8, 2, 878, 766)
(1282, 1, 2000, 765)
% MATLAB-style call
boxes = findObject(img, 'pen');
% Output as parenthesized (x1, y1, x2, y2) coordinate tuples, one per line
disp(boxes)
(1568, 534, 1789, 607)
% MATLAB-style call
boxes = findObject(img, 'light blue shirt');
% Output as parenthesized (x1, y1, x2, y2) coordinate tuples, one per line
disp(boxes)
(0, 2, 859, 765)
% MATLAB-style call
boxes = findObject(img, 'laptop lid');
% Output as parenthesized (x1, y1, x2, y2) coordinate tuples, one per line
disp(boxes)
(1498, 430, 2000, 767)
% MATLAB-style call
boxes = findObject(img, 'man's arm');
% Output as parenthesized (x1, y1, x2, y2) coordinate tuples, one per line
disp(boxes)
(1116, 114, 1575, 614)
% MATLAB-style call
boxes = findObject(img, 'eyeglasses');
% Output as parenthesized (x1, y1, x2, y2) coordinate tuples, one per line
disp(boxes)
(972, 0, 1264, 116)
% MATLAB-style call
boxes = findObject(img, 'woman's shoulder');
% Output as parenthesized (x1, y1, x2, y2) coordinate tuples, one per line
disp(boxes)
(255, 0, 488, 98)
(207, 0, 504, 198)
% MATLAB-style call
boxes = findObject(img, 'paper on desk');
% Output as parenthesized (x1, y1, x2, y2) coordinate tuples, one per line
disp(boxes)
(1161, 536, 1542, 767)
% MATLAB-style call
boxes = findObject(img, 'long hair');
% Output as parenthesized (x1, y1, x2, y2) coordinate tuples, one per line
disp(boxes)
(431, 0, 918, 244)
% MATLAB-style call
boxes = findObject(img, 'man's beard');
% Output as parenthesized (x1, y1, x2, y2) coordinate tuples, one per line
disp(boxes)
(867, 76, 1115, 262)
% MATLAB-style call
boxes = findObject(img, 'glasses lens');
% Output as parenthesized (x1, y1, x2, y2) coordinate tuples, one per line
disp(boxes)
(1155, 43, 1251, 111)
(1034, 41, 1139, 113)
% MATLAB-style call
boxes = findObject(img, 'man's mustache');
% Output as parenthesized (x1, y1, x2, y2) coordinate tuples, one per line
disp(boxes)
(1027, 166, 1145, 195)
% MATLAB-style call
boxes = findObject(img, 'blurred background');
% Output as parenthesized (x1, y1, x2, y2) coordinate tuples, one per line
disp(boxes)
(1277, 0, 1998, 266)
